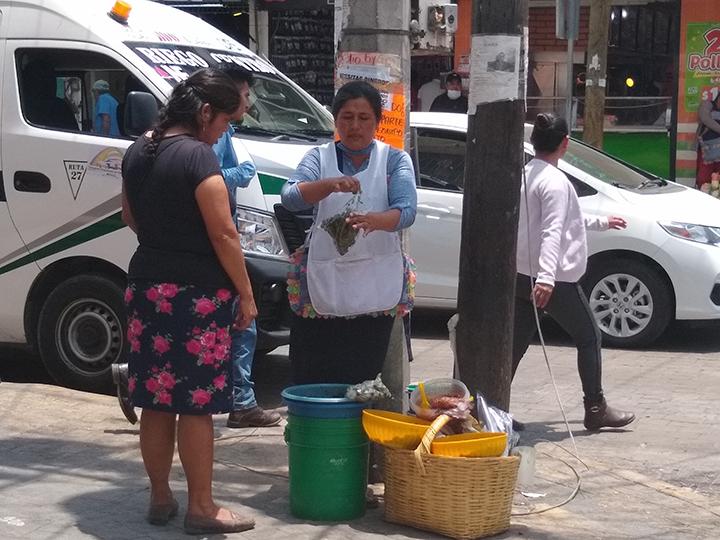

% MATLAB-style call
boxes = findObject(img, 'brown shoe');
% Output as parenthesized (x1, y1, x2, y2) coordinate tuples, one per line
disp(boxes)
(147, 499, 179, 526)
(227, 407, 281, 428)
(584, 396, 635, 431)
(184, 510, 255, 535)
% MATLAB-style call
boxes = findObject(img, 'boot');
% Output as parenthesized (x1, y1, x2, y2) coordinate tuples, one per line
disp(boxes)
(583, 396, 635, 431)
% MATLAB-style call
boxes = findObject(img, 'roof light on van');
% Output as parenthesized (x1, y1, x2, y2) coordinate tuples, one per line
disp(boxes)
(108, 1, 132, 25)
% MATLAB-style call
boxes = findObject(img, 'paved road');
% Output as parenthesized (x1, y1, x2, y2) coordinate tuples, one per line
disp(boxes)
(1, 314, 719, 539)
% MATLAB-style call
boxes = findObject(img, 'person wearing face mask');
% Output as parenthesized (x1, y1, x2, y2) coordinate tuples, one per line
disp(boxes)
(430, 72, 468, 114)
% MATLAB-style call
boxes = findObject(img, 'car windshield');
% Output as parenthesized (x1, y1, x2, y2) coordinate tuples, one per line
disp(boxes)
(126, 42, 334, 137)
(563, 139, 654, 189)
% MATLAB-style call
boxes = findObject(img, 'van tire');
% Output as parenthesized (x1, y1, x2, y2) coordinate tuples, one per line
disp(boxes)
(37, 275, 126, 392)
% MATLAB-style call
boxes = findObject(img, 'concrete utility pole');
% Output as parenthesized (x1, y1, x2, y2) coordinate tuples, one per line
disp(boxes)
(337, 0, 412, 414)
(583, 0, 612, 148)
(456, 0, 528, 412)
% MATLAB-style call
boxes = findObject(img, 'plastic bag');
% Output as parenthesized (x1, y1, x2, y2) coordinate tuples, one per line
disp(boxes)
(346, 373, 392, 402)
(476, 392, 519, 456)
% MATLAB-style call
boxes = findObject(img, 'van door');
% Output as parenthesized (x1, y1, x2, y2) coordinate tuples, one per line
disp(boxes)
(1, 41, 159, 388)
(1, 41, 149, 269)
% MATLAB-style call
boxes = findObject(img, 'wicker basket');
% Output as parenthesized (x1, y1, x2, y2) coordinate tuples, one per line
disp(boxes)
(383, 415, 520, 540)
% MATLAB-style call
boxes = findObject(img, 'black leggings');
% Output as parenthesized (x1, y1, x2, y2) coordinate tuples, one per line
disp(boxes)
(512, 274, 603, 400)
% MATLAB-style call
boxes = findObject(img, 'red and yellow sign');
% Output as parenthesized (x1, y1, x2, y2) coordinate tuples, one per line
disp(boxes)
(675, 0, 720, 185)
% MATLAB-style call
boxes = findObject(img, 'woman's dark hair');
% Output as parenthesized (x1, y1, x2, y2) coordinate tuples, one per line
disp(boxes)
(331, 81, 383, 122)
(147, 68, 240, 157)
(530, 112, 569, 154)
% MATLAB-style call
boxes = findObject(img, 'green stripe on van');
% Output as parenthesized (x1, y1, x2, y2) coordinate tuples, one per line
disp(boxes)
(258, 172, 288, 195)
(0, 212, 126, 276)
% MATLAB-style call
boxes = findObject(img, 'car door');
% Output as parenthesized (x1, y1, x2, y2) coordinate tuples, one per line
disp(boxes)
(411, 127, 465, 307)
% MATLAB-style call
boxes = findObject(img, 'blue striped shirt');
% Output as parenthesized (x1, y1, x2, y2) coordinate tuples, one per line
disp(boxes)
(280, 141, 417, 231)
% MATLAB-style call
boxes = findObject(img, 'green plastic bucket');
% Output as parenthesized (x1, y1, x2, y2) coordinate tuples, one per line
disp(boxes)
(285, 414, 368, 521)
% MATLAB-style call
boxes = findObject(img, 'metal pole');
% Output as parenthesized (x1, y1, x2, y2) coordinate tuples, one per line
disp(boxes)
(566, 36, 574, 127)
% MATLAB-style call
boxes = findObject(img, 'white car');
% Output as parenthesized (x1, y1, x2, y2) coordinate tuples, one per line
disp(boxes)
(411, 111, 720, 348)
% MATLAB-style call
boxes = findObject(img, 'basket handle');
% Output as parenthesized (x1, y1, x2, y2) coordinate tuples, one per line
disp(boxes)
(412, 414, 451, 474)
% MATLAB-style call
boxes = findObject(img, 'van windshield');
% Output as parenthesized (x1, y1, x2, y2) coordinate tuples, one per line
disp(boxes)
(126, 42, 334, 138)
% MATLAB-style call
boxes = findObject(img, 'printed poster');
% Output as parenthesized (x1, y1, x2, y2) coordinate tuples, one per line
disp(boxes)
(468, 34, 521, 114)
(684, 23, 720, 112)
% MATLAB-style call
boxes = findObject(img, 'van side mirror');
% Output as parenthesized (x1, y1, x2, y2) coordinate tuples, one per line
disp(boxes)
(124, 91, 158, 138)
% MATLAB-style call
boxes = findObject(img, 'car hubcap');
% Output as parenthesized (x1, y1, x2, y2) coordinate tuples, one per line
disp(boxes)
(589, 273, 653, 339)
(56, 299, 123, 376)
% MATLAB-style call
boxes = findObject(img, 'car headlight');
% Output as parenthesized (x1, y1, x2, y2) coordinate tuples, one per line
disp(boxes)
(658, 221, 720, 246)
(236, 206, 289, 258)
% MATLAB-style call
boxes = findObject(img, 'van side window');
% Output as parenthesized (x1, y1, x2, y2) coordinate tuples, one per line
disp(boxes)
(416, 128, 466, 192)
(16, 49, 153, 139)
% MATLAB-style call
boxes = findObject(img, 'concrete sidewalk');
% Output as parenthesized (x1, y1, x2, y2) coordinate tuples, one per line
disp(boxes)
(1, 331, 719, 539)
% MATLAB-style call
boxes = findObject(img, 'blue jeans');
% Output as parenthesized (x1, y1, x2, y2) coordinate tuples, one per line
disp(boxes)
(231, 319, 257, 411)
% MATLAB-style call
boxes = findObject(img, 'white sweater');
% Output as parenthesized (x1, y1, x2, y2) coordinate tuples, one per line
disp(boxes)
(517, 159, 608, 286)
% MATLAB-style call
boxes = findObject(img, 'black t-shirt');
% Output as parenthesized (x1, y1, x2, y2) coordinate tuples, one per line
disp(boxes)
(122, 134, 232, 288)
(429, 93, 469, 114)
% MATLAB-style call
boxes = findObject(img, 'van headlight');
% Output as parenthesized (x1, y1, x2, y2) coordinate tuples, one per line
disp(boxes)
(659, 221, 720, 246)
(236, 206, 289, 258)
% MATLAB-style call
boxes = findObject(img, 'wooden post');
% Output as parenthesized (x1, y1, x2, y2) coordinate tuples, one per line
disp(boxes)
(583, 0, 612, 148)
(456, 0, 528, 412)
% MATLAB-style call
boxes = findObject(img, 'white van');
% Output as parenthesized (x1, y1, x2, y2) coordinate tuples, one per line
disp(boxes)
(0, 0, 334, 390)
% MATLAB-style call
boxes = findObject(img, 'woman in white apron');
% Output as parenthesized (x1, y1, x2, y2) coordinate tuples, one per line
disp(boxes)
(281, 81, 417, 384)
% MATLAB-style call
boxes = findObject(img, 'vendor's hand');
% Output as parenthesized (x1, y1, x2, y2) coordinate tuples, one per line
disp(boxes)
(532, 283, 554, 309)
(346, 212, 381, 235)
(328, 176, 360, 194)
(233, 297, 257, 331)
(608, 216, 627, 230)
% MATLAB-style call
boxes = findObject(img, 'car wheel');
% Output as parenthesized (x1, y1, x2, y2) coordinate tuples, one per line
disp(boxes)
(37, 274, 126, 392)
(584, 259, 672, 348)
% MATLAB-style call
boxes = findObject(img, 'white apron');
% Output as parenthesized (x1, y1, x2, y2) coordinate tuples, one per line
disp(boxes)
(306, 141, 404, 317)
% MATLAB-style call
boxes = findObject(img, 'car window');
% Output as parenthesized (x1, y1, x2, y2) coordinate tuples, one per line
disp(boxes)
(564, 139, 650, 188)
(416, 128, 466, 191)
(17, 48, 154, 139)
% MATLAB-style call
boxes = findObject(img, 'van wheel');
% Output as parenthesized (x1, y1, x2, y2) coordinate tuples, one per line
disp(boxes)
(37, 275, 126, 392)
(583, 259, 672, 349)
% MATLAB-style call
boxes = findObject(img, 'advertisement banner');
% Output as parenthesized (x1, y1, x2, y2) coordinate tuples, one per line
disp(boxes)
(335, 51, 406, 150)
(676, 1, 720, 186)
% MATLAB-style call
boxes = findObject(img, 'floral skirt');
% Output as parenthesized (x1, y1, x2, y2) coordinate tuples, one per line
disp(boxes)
(125, 280, 235, 415)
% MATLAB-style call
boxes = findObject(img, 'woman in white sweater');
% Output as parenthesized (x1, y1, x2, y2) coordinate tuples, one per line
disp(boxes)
(512, 113, 635, 431)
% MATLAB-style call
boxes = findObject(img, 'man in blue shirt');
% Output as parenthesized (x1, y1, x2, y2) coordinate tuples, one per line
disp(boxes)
(92, 80, 120, 137)
(215, 66, 281, 429)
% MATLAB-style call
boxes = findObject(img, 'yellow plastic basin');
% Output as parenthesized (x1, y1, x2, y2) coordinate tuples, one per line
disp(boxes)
(361, 410, 432, 449)
(430, 432, 508, 458)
